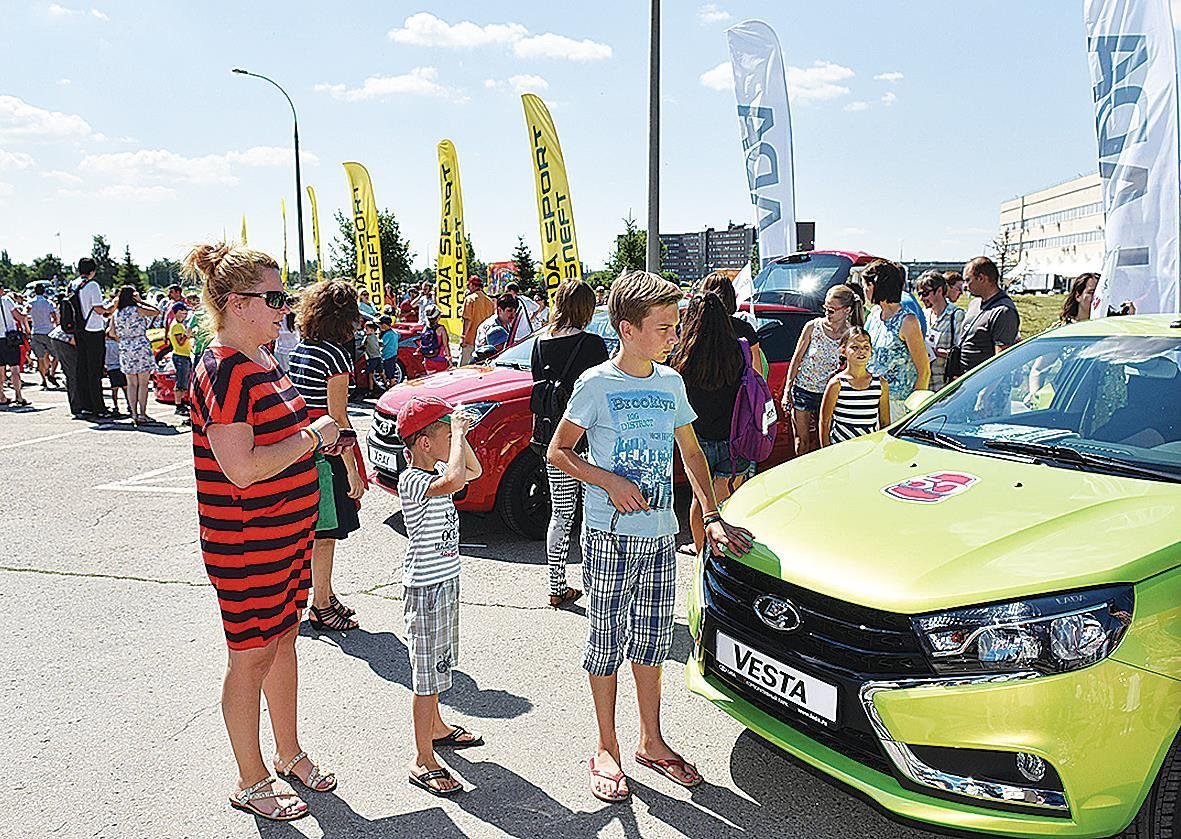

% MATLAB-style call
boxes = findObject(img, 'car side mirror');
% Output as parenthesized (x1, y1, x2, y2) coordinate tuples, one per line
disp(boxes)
(904, 389, 936, 415)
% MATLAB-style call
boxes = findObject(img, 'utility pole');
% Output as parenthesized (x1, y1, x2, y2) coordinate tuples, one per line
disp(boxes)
(646, 0, 661, 274)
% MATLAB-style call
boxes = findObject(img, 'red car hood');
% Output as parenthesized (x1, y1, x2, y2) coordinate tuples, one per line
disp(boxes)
(374, 364, 532, 415)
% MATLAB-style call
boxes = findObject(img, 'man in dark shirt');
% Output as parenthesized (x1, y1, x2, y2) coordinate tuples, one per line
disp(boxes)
(958, 256, 1020, 373)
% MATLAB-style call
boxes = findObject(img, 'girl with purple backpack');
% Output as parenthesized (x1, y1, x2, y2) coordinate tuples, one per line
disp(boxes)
(669, 292, 768, 555)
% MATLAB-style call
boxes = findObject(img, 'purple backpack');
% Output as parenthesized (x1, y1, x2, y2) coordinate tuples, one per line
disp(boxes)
(729, 338, 777, 465)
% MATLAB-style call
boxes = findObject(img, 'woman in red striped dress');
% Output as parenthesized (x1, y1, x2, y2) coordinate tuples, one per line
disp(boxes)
(184, 242, 343, 822)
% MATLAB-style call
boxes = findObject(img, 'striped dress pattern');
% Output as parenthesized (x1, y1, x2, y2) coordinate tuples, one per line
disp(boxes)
(190, 346, 320, 650)
(830, 376, 884, 443)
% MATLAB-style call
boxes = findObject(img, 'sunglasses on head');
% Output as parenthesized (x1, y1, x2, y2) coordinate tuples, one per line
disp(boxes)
(234, 290, 294, 309)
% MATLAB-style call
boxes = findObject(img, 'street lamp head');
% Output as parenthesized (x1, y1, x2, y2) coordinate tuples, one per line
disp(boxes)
(232, 68, 247, 75)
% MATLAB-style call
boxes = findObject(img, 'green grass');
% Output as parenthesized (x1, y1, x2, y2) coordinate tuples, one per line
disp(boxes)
(957, 293, 1065, 338)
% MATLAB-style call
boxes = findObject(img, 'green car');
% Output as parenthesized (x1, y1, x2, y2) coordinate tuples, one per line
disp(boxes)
(687, 315, 1180, 838)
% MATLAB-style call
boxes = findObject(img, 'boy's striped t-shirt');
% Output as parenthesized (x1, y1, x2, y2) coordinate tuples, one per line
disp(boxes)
(398, 464, 461, 587)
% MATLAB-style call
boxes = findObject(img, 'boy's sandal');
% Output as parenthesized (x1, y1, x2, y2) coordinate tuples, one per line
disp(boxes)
(330, 593, 356, 618)
(634, 752, 703, 789)
(588, 755, 631, 803)
(548, 587, 582, 608)
(308, 604, 358, 632)
(229, 776, 308, 822)
(276, 750, 337, 793)
(409, 767, 462, 797)
(433, 725, 484, 749)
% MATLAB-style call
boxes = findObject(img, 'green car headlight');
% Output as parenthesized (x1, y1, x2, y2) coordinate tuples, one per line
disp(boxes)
(912, 586, 1134, 676)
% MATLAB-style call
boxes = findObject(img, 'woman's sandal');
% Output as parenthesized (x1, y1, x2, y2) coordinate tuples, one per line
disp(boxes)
(229, 776, 308, 822)
(308, 604, 358, 632)
(409, 767, 462, 797)
(433, 724, 484, 749)
(635, 752, 703, 789)
(275, 751, 337, 793)
(330, 593, 356, 618)
(549, 587, 583, 609)
(588, 755, 630, 803)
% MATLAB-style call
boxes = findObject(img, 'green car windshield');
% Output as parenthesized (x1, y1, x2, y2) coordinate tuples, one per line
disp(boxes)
(897, 333, 1181, 482)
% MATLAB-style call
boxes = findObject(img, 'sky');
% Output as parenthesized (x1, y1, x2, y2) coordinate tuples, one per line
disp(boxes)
(0, 1, 1149, 275)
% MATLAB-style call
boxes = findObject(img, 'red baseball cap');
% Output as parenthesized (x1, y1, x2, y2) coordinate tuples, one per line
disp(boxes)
(396, 395, 453, 439)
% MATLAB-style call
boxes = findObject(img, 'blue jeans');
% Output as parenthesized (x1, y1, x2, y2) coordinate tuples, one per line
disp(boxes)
(699, 438, 754, 479)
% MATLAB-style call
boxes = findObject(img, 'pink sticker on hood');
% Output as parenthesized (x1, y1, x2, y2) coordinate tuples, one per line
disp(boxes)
(883, 472, 980, 504)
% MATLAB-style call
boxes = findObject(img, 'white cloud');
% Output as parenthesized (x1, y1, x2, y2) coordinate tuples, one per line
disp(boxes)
(0, 182, 14, 196)
(874, 71, 904, 83)
(697, 4, 731, 23)
(314, 67, 463, 102)
(78, 145, 317, 187)
(0, 95, 92, 141)
(843, 101, 870, 112)
(40, 169, 82, 183)
(484, 74, 550, 94)
(57, 78, 71, 86)
(0, 149, 36, 170)
(387, 12, 611, 61)
(512, 33, 612, 61)
(47, 4, 107, 20)
(58, 184, 174, 200)
(389, 12, 526, 47)
(699, 61, 733, 91)
(881, 91, 897, 106)
(700, 59, 855, 103)
(788, 61, 855, 102)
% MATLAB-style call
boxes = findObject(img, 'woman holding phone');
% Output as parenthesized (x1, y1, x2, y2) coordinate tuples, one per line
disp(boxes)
(288, 280, 366, 631)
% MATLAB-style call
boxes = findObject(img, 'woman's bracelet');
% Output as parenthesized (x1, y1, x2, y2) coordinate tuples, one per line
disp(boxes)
(308, 426, 325, 453)
(703, 511, 723, 526)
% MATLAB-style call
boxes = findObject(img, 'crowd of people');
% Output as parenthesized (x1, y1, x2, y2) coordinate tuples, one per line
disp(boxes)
(10, 242, 1114, 821)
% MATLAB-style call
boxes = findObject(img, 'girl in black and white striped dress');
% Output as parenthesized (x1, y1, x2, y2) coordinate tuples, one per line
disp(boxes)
(820, 327, 891, 446)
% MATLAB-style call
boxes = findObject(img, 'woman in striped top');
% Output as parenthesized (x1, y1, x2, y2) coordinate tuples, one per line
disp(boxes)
(820, 327, 891, 446)
(288, 280, 365, 632)
(184, 242, 343, 822)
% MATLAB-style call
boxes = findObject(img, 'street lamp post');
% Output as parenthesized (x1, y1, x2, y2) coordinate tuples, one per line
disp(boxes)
(646, 0, 661, 274)
(231, 68, 306, 281)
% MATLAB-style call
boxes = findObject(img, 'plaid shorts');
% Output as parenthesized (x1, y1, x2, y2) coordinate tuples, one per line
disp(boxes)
(581, 527, 676, 676)
(403, 577, 460, 696)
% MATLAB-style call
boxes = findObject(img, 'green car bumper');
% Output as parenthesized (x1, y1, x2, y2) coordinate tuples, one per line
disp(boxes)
(686, 563, 1181, 838)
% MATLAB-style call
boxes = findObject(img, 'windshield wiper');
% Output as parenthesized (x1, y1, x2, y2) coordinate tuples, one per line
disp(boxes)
(896, 426, 973, 452)
(493, 360, 529, 371)
(983, 440, 1181, 483)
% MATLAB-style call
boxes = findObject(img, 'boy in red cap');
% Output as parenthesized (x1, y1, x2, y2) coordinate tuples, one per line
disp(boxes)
(395, 395, 483, 796)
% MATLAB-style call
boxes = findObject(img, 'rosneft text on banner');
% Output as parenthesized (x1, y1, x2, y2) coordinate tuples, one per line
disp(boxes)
(521, 93, 581, 303)
(436, 140, 466, 339)
(343, 162, 384, 304)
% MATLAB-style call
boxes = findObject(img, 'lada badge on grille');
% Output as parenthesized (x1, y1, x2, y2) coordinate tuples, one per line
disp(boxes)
(753, 595, 802, 632)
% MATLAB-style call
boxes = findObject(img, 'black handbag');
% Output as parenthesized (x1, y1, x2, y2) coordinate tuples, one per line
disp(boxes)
(529, 333, 588, 453)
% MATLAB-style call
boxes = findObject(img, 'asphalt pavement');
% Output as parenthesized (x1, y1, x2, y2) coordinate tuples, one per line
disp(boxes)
(1, 382, 950, 839)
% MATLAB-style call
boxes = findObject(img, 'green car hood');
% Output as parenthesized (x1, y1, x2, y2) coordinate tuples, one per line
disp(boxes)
(722, 432, 1181, 614)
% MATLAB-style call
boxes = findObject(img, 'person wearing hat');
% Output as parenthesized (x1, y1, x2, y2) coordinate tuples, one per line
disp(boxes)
(471, 325, 509, 364)
(395, 396, 484, 797)
(459, 276, 494, 366)
(418, 304, 451, 370)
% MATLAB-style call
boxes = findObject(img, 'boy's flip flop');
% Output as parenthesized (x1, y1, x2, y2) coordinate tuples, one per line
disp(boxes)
(588, 755, 630, 803)
(635, 752, 703, 789)
(409, 767, 462, 797)
(433, 725, 484, 749)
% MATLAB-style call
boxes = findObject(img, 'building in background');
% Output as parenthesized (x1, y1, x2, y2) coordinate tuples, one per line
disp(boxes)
(659, 221, 816, 284)
(999, 173, 1103, 292)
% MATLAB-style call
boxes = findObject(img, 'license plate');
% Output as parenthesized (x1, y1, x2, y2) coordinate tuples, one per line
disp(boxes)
(714, 630, 838, 723)
(367, 445, 400, 472)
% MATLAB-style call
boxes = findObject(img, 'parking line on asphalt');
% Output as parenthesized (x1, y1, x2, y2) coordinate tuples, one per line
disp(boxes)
(0, 428, 91, 451)
(94, 460, 194, 494)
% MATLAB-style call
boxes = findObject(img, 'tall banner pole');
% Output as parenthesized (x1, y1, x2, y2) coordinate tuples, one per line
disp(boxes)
(521, 93, 582, 305)
(240, 214, 248, 245)
(280, 198, 289, 287)
(1084, 0, 1181, 315)
(727, 20, 798, 268)
(306, 185, 324, 282)
(436, 140, 466, 340)
(342, 162, 384, 305)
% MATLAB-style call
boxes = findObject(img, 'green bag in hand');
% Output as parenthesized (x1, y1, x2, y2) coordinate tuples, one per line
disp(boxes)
(314, 454, 337, 532)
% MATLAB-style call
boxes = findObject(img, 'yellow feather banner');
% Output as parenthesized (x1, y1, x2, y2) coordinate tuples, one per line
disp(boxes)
(521, 93, 582, 304)
(435, 139, 466, 339)
(307, 185, 323, 283)
(343, 162, 384, 305)
(240, 213, 248, 245)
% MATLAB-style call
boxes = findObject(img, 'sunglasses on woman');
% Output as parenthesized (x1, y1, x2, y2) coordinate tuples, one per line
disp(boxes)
(233, 290, 295, 309)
